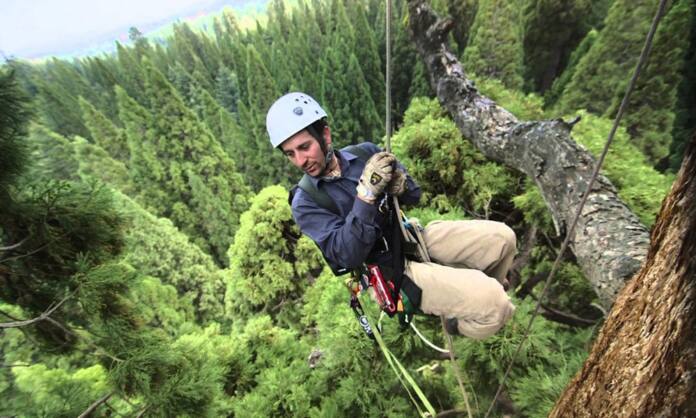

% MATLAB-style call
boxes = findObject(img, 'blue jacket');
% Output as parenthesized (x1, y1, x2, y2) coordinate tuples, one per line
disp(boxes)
(290, 142, 421, 270)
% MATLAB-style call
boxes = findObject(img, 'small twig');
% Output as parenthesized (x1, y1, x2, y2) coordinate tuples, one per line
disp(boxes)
(0, 236, 29, 252)
(0, 293, 72, 328)
(1, 362, 32, 368)
(78, 392, 114, 418)
(135, 406, 149, 418)
(436, 409, 468, 417)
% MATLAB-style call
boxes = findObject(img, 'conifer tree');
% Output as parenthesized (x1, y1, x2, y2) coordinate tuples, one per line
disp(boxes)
(521, 0, 593, 93)
(606, 0, 693, 166)
(115, 85, 168, 212)
(240, 45, 292, 189)
(114, 191, 228, 322)
(170, 22, 220, 87)
(215, 65, 240, 114)
(348, 1, 386, 115)
(73, 137, 134, 195)
(124, 60, 250, 265)
(320, 39, 382, 145)
(670, 1, 696, 171)
(31, 61, 92, 139)
(463, 0, 525, 90)
(26, 124, 80, 181)
(191, 84, 244, 160)
(115, 42, 148, 107)
(81, 57, 121, 120)
(225, 186, 324, 320)
(390, 0, 429, 124)
(557, 0, 656, 115)
(558, 0, 690, 165)
(545, 29, 598, 108)
(447, 0, 479, 55)
(78, 96, 129, 162)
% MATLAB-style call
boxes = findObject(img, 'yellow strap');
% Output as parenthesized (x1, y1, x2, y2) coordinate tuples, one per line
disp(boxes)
(361, 295, 437, 417)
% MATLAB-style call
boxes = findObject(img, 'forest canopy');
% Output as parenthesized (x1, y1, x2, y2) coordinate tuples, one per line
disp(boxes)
(1, 0, 693, 416)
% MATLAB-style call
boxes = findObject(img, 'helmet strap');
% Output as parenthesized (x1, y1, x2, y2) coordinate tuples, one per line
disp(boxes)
(307, 124, 335, 175)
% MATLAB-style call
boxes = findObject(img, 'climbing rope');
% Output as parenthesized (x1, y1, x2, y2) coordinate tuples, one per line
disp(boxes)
(483, 1, 669, 416)
(384, 1, 473, 417)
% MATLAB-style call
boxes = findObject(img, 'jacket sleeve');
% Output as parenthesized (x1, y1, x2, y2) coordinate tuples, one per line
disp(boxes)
(292, 190, 382, 270)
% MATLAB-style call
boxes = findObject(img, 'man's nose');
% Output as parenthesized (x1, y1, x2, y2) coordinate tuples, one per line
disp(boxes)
(297, 153, 308, 167)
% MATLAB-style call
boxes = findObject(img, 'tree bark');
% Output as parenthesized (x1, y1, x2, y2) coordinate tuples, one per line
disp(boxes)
(549, 132, 696, 416)
(406, 0, 649, 308)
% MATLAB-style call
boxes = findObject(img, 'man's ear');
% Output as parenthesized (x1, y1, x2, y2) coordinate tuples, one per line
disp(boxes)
(323, 125, 332, 146)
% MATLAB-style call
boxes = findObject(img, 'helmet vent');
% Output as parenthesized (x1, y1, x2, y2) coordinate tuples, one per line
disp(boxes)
(293, 107, 303, 115)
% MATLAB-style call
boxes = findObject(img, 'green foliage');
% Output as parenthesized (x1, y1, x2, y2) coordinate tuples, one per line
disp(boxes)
(447, 0, 479, 55)
(521, 0, 593, 93)
(571, 111, 674, 226)
(226, 185, 324, 319)
(544, 29, 598, 108)
(391, 97, 516, 217)
(512, 180, 555, 233)
(4, 0, 689, 415)
(78, 96, 129, 162)
(130, 276, 195, 332)
(119, 61, 251, 264)
(455, 298, 592, 417)
(556, 0, 657, 116)
(608, 0, 693, 165)
(115, 191, 228, 322)
(26, 124, 80, 181)
(553, 0, 694, 166)
(1, 180, 124, 348)
(463, 0, 525, 90)
(73, 136, 134, 194)
(10, 364, 109, 418)
(0, 68, 32, 192)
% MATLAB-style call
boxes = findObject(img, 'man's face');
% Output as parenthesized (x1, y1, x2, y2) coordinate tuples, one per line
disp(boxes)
(280, 127, 331, 177)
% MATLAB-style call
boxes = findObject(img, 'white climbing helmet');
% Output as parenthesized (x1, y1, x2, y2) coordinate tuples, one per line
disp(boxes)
(266, 92, 328, 148)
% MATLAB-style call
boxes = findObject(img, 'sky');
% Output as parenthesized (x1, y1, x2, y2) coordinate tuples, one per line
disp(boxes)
(0, 0, 265, 60)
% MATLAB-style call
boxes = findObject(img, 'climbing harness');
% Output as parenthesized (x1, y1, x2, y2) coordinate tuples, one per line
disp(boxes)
(483, 1, 669, 416)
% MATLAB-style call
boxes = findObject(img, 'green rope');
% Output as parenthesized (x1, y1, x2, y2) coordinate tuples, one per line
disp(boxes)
(362, 294, 437, 417)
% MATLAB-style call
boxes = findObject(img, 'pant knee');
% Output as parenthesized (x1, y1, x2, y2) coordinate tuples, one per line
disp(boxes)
(456, 289, 515, 340)
(496, 223, 517, 256)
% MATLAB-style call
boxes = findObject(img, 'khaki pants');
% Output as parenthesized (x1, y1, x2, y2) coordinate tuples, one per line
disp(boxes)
(405, 220, 517, 340)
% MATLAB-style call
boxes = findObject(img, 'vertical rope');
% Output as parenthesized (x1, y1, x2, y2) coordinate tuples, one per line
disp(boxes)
(383, 2, 472, 416)
(483, 1, 669, 416)
(385, 0, 392, 152)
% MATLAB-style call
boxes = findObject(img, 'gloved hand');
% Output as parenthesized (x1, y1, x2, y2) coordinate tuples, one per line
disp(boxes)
(387, 168, 407, 196)
(356, 152, 395, 203)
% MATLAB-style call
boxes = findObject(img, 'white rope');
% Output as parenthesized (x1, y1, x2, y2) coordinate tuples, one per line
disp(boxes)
(410, 321, 450, 354)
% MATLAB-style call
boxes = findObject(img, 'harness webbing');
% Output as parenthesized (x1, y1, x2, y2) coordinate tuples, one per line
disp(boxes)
(357, 292, 436, 418)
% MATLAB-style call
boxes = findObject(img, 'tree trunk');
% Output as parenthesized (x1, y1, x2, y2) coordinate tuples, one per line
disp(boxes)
(550, 131, 696, 416)
(406, 0, 650, 308)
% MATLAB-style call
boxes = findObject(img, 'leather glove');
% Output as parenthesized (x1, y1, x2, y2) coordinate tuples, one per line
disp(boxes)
(387, 168, 407, 196)
(356, 152, 395, 203)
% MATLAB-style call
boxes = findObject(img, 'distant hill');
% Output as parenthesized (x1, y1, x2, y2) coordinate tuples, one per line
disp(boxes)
(13, 0, 270, 62)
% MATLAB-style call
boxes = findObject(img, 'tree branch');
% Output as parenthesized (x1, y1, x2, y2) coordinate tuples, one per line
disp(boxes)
(0, 294, 72, 329)
(0, 236, 29, 251)
(78, 392, 113, 418)
(407, 0, 650, 308)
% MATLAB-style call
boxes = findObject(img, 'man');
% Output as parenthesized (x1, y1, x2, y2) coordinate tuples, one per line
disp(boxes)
(267, 92, 515, 339)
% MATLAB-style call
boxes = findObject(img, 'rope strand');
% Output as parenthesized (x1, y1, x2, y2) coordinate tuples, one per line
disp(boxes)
(483, 1, 669, 415)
